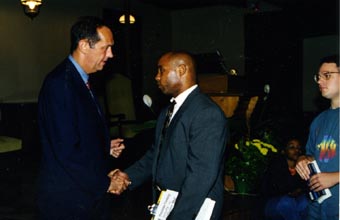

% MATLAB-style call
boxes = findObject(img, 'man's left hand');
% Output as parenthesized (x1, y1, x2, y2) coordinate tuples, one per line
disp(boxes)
(110, 138, 125, 158)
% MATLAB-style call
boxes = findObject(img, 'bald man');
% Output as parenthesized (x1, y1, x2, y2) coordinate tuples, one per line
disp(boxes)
(111, 51, 228, 220)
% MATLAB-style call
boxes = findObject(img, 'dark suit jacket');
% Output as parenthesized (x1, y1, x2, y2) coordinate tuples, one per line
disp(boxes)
(37, 58, 111, 204)
(125, 87, 228, 220)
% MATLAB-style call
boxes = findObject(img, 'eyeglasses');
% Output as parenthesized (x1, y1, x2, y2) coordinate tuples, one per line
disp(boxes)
(314, 72, 340, 83)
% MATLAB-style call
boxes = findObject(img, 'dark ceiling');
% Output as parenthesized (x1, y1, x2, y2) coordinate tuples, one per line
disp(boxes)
(137, 0, 339, 30)
(137, 0, 337, 12)
(137, 0, 299, 10)
(134, 0, 338, 38)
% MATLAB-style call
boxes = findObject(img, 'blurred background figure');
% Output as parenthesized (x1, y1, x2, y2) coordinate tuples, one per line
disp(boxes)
(262, 137, 308, 220)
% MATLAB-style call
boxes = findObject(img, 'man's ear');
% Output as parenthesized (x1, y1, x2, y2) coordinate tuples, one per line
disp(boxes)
(176, 64, 187, 77)
(78, 39, 89, 53)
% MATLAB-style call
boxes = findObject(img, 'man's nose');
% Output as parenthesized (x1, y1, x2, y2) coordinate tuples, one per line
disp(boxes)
(107, 47, 114, 58)
(155, 73, 160, 81)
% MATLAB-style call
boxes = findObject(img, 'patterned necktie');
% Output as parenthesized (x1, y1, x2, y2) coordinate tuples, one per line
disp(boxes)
(162, 100, 176, 136)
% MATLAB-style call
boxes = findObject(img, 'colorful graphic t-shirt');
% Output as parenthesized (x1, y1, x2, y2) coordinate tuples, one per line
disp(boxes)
(306, 107, 339, 216)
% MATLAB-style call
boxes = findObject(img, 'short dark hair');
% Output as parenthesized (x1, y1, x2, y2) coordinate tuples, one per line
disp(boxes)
(319, 54, 339, 67)
(164, 50, 197, 73)
(70, 16, 107, 53)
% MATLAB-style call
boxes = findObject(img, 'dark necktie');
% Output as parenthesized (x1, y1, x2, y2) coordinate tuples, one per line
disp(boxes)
(86, 81, 103, 118)
(162, 100, 176, 136)
(156, 100, 176, 181)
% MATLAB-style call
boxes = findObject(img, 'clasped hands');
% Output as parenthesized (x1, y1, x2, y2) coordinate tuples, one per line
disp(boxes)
(107, 169, 131, 195)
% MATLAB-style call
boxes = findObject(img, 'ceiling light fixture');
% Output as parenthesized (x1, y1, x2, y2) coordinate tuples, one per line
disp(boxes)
(20, 0, 42, 19)
(119, 0, 135, 24)
(119, 14, 135, 24)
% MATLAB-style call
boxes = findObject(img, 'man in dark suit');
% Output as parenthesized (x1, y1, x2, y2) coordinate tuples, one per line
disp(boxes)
(110, 51, 228, 220)
(37, 16, 127, 220)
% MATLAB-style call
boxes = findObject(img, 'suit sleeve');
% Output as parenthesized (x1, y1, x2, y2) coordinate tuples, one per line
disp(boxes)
(169, 106, 228, 220)
(125, 146, 154, 189)
(125, 113, 165, 189)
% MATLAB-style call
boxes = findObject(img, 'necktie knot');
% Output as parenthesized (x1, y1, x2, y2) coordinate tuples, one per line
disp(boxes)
(86, 81, 91, 90)
(167, 100, 176, 121)
(162, 101, 176, 135)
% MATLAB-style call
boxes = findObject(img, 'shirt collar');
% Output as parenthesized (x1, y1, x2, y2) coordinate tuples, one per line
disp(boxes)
(170, 84, 197, 117)
(68, 55, 89, 84)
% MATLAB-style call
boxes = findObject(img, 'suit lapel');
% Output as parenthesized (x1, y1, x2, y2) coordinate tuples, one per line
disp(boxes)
(65, 59, 109, 142)
(165, 87, 200, 135)
(66, 60, 105, 122)
(155, 88, 200, 166)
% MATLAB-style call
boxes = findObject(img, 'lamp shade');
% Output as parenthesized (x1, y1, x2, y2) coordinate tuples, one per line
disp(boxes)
(20, 0, 42, 19)
(119, 14, 135, 24)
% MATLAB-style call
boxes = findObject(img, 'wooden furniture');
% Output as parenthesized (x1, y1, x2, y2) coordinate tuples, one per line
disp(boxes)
(197, 73, 254, 119)
(103, 73, 156, 138)
(0, 101, 38, 152)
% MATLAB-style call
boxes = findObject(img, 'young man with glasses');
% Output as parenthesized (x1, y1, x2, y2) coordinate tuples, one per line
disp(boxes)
(295, 54, 339, 220)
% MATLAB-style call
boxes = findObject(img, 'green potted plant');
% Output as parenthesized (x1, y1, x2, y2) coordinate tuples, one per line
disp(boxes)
(225, 133, 278, 194)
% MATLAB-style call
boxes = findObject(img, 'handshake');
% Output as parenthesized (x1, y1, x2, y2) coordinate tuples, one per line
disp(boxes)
(107, 169, 131, 195)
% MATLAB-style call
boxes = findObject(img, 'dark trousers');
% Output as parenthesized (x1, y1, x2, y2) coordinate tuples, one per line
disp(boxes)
(264, 194, 308, 220)
(37, 190, 114, 220)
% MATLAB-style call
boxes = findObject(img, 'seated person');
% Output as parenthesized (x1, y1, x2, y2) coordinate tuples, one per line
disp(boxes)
(262, 138, 308, 220)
